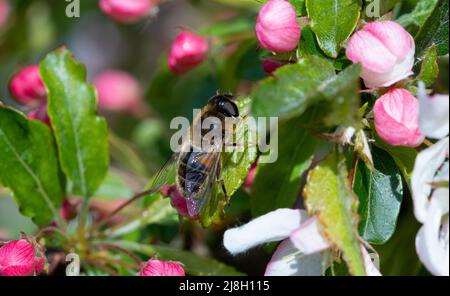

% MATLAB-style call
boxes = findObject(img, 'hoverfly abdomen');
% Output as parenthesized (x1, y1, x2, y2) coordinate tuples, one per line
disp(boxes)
(178, 150, 213, 197)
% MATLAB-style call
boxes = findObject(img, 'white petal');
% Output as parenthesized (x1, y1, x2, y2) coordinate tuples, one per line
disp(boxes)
(223, 209, 307, 255)
(362, 42, 414, 89)
(264, 240, 324, 276)
(434, 161, 449, 183)
(418, 83, 450, 139)
(361, 247, 382, 276)
(412, 137, 449, 223)
(289, 217, 330, 254)
(415, 191, 449, 276)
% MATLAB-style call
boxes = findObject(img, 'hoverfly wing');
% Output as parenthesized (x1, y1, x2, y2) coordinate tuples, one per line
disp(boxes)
(147, 153, 179, 194)
(184, 152, 221, 218)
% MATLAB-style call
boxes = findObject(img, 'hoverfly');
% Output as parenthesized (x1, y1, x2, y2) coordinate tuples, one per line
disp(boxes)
(149, 94, 241, 218)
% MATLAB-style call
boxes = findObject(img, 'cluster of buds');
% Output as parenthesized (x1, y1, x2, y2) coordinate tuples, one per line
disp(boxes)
(345, 21, 423, 147)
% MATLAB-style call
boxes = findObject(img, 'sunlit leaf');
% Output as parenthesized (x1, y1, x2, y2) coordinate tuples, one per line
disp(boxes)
(40, 47, 109, 198)
(304, 151, 366, 276)
(0, 105, 65, 225)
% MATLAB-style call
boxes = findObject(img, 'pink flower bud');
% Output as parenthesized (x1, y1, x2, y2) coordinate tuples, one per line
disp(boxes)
(9, 65, 46, 105)
(139, 259, 185, 276)
(262, 58, 286, 74)
(244, 162, 257, 190)
(28, 102, 50, 126)
(346, 21, 415, 89)
(99, 0, 157, 24)
(59, 198, 80, 221)
(0, 239, 44, 276)
(93, 70, 144, 113)
(374, 88, 424, 147)
(161, 185, 190, 218)
(255, 0, 301, 53)
(0, 0, 10, 28)
(168, 31, 209, 75)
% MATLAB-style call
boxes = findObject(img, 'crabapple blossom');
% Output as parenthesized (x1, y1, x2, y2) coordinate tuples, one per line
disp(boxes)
(27, 102, 50, 126)
(99, 0, 157, 24)
(223, 209, 381, 276)
(262, 58, 286, 75)
(411, 83, 449, 276)
(346, 21, 415, 88)
(168, 31, 209, 75)
(0, 239, 44, 276)
(93, 70, 144, 114)
(9, 65, 46, 105)
(255, 0, 301, 53)
(139, 259, 185, 276)
(373, 88, 424, 147)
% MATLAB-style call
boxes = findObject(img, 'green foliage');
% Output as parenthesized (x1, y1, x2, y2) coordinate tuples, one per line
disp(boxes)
(306, 0, 362, 58)
(304, 151, 366, 276)
(1, 0, 448, 277)
(251, 115, 319, 217)
(354, 147, 403, 245)
(0, 106, 65, 225)
(416, 45, 439, 87)
(397, 0, 439, 35)
(415, 0, 449, 59)
(252, 56, 335, 120)
(40, 47, 109, 199)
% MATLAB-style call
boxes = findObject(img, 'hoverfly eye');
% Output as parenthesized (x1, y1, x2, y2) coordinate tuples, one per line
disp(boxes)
(219, 100, 239, 117)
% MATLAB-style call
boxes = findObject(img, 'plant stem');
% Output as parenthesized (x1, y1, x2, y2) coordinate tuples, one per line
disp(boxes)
(92, 189, 155, 231)
(97, 243, 142, 267)
(77, 198, 90, 253)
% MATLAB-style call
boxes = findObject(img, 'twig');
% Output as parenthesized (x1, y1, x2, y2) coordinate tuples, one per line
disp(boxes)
(92, 189, 155, 230)
(97, 243, 142, 267)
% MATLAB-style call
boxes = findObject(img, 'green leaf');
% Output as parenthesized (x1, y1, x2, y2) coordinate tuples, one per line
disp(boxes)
(251, 56, 335, 120)
(40, 47, 109, 198)
(354, 146, 403, 245)
(290, 0, 306, 15)
(374, 135, 418, 186)
(297, 26, 326, 58)
(0, 105, 65, 225)
(397, 0, 439, 35)
(415, 0, 449, 59)
(115, 241, 244, 276)
(252, 57, 361, 127)
(416, 45, 439, 87)
(306, 0, 362, 58)
(304, 151, 366, 276)
(199, 97, 258, 227)
(320, 63, 362, 127)
(251, 115, 318, 217)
